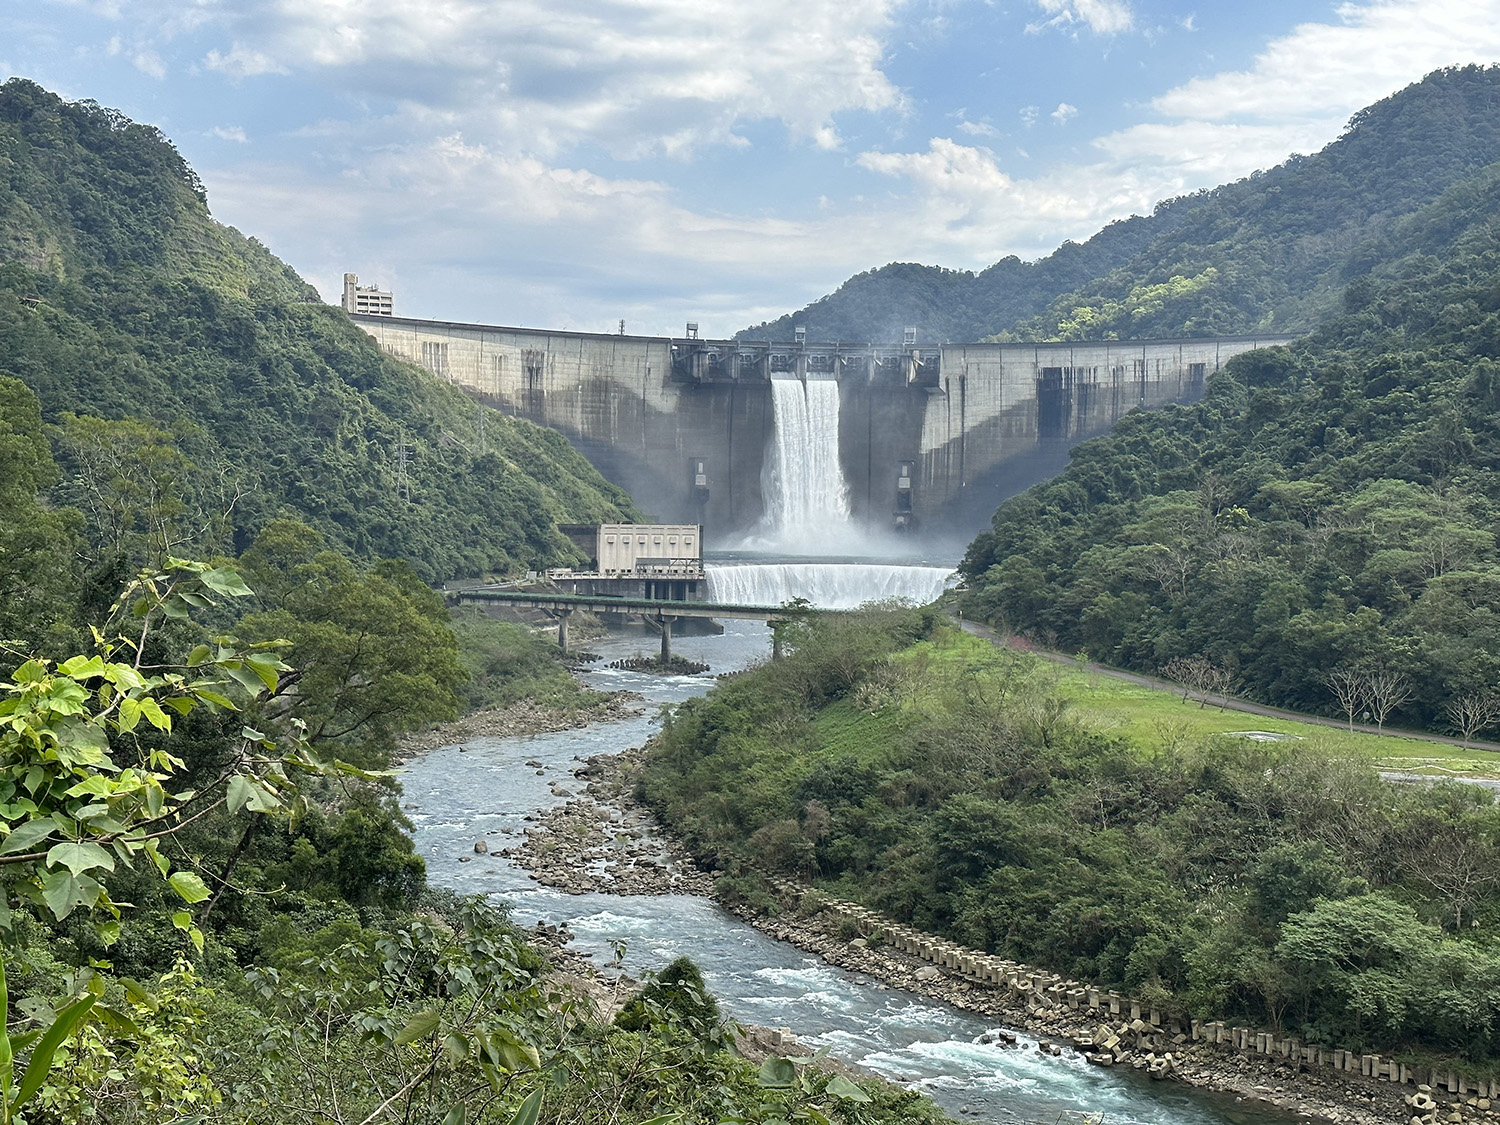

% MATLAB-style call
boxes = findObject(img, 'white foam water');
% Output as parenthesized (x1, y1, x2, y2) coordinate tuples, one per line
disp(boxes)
(760, 373, 851, 550)
(706, 562, 954, 609)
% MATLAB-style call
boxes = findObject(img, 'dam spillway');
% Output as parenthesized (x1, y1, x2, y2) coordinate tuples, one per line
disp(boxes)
(761, 373, 852, 552)
(704, 562, 954, 610)
(350, 313, 1295, 545)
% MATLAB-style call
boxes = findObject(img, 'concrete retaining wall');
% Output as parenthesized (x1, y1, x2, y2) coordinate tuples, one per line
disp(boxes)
(768, 876, 1499, 1099)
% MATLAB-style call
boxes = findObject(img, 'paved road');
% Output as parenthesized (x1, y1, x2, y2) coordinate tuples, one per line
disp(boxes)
(956, 618, 1500, 756)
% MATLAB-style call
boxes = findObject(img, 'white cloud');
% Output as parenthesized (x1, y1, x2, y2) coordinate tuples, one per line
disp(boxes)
(108, 0, 1500, 333)
(104, 29, 165, 77)
(854, 138, 1153, 262)
(1085, 0, 1500, 188)
(130, 48, 164, 77)
(1152, 0, 1500, 124)
(207, 140, 866, 333)
(203, 45, 286, 77)
(1028, 0, 1134, 36)
(1093, 119, 1330, 180)
(826, 0, 1500, 308)
(211, 124, 248, 142)
(181, 0, 907, 159)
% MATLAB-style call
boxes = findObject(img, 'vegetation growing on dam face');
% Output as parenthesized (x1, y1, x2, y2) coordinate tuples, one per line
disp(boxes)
(743, 65, 1500, 344)
(0, 78, 640, 585)
(958, 157, 1500, 737)
(642, 611, 1500, 1064)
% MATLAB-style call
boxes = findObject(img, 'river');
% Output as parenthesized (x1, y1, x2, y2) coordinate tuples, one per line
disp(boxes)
(402, 615, 1293, 1125)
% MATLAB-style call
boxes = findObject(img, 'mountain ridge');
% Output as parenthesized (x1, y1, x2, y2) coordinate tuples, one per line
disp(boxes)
(742, 65, 1500, 345)
(0, 78, 640, 582)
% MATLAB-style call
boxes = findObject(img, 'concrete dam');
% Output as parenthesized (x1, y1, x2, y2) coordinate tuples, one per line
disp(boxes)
(351, 314, 1294, 545)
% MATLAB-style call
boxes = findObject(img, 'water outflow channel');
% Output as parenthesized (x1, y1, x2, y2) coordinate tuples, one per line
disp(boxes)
(404, 608, 1288, 1125)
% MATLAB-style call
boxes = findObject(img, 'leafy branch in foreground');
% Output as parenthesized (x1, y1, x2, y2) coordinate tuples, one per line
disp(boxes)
(0, 558, 379, 1122)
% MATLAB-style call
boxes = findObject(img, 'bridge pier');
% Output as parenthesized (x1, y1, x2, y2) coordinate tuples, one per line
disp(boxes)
(657, 614, 675, 665)
(556, 609, 574, 654)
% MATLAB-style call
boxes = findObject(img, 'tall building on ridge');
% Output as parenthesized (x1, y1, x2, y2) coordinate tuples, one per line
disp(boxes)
(342, 273, 393, 316)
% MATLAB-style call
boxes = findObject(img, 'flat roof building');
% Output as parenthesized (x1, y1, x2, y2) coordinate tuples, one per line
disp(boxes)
(342, 273, 393, 317)
(598, 524, 701, 575)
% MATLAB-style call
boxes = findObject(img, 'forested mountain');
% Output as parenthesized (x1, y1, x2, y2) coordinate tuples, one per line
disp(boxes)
(743, 65, 1500, 344)
(959, 154, 1500, 733)
(0, 81, 954, 1123)
(0, 78, 638, 586)
(734, 211, 1195, 344)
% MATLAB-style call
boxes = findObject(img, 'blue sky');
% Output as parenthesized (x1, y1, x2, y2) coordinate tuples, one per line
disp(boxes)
(4, 1, 1498, 336)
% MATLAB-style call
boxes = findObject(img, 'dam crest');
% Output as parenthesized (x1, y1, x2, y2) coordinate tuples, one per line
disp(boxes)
(350, 313, 1294, 545)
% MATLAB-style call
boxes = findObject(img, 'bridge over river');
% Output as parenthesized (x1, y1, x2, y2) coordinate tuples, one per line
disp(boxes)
(356, 314, 1295, 542)
(454, 587, 800, 663)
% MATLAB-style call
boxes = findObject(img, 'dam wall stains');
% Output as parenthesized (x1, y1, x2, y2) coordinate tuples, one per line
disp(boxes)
(351, 314, 1293, 542)
(917, 339, 1272, 530)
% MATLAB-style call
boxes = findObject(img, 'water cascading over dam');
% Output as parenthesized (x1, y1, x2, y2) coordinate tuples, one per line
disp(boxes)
(712, 377, 955, 608)
(704, 563, 954, 609)
(762, 373, 850, 546)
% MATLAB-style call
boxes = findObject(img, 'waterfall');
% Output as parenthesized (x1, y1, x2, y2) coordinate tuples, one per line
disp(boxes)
(705, 563, 954, 610)
(763, 374, 850, 546)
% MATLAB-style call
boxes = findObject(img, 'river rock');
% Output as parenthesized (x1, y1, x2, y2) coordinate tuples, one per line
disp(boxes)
(914, 966, 941, 982)
(474, 839, 489, 854)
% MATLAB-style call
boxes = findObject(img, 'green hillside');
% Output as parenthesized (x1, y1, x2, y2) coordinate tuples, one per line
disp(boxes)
(0, 78, 639, 583)
(744, 65, 1500, 344)
(959, 155, 1500, 734)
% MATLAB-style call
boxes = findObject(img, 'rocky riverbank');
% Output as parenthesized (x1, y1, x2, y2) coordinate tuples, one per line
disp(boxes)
(397, 692, 644, 757)
(502, 748, 715, 896)
(521, 908, 902, 1093)
(507, 746, 1456, 1125)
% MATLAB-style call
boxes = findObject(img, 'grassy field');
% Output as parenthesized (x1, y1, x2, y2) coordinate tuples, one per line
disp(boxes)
(1056, 659, 1500, 778)
(889, 626, 1500, 779)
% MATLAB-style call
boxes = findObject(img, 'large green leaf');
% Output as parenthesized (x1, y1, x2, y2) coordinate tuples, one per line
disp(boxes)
(824, 1075, 871, 1103)
(56, 656, 105, 679)
(167, 871, 210, 903)
(484, 1026, 541, 1072)
(507, 1090, 544, 1125)
(199, 567, 253, 597)
(40, 870, 102, 920)
(395, 1010, 441, 1045)
(12, 995, 96, 1110)
(45, 841, 115, 877)
(757, 1057, 796, 1089)
(0, 819, 56, 856)
(226, 776, 255, 814)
